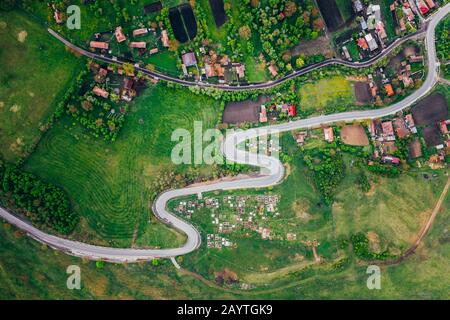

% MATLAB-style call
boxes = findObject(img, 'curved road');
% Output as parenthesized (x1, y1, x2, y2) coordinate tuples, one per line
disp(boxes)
(49, 27, 428, 91)
(0, 5, 448, 262)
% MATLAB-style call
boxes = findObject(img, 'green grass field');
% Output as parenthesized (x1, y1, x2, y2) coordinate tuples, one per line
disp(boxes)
(1, 136, 448, 298)
(0, 10, 83, 163)
(23, 84, 221, 248)
(334, 156, 448, 253)
(298, 76, 355, 112)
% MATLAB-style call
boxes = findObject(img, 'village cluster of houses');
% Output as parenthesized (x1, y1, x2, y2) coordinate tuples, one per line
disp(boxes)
(259, 104, 296, 123)
(89, 63, 140, 103)
(343, 0, 439, 62)
(342, 2, 391, 61)
(89, 25, 169, 58)
(294, 106, 449, 168)
(367, 52, 424, 103)
(389, 0, 420, 33)
(415, 0, 438, 14)
(179, 49, 246, 83)
(368, 114, 417, 164)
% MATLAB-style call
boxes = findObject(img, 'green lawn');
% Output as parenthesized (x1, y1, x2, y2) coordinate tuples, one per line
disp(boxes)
(298, 76, 355, 112)
(24, 84, 221, 248)
(0, 10, 83, 163)
(145, 51, 179, 76)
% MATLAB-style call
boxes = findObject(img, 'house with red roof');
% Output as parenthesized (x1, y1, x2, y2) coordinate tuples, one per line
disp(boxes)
(382, 121, 396, 141)
(425, 0, 435, 9)
(90, 41, 109, 50)
(384, 84, 394, 97)
(288, 105, 296, 117)
(93, 86, 109, 98)
(382, 156, 401, 164)
(115, 27, 127, 43)
(440, 121, 449, 134)
(161, 30, 169, 47)
(130, 42, 146, 49)
(260, 105, 268, 123)
(324, 127, 334, 143)
(133, 28, 148, 37)
(357, 38, 369, 50)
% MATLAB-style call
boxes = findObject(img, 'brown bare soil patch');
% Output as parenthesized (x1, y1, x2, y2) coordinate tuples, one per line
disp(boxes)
(340, 125, 369, 146)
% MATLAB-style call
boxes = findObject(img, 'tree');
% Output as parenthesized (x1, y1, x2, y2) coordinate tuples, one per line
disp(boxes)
(122, 63, 135, 76)
(81, 100, 93, 111)
(239, 25, 251, 40)
(295, 57, 305, 68)
(285, 1, 297, 17)
(282, 51, 292, 62)
(168, 39, 180, 52)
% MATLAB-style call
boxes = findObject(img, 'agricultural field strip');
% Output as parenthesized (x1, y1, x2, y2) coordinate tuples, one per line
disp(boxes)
(0, 5, 448, 262)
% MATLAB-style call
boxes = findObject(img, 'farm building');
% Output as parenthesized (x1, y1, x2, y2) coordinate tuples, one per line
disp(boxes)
(90, 41, 109, 50)
(93, 87, 109, 98)
(324, 127, 334, 143)
(394, 117, 409, 138)
(133, 28, 148, 37)
(115, 27, 127, 43)
(288, 105, 296, 117)
(161, 30, 170, 47)
(382, 121, 395, 140)
(260, 105, 268, 123)
(130, 42, 146, 49)
(182, 52, 197, 67)
(268, 64, 278, 77)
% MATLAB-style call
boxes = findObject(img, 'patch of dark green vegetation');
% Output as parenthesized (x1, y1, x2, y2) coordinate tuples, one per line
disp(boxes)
(0, 160, 78, 234)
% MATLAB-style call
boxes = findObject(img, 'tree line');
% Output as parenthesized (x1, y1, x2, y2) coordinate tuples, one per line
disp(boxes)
(0, 161, 78, 235)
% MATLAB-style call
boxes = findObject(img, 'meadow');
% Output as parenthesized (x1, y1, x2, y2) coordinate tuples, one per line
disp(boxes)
(0, 10, 83, 163)
(164, 133, 449, 287)
(24, 84, 221, 248)
(298, 76, 355, 112)
(1, 147, 448, 299)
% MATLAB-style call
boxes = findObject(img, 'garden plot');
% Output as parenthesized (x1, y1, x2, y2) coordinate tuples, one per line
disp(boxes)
(412, 93, 449, 126)
(316, 0, 345, 31)
(340, 125, 369, 146)
(208, 0, 227, 27)
(222, 96, 270, 124)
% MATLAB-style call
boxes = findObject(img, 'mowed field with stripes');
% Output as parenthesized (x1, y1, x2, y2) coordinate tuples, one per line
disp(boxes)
(24, 84, 221, 248)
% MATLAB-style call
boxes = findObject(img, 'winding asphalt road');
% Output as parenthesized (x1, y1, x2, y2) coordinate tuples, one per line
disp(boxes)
(49, 28, 426, 91)
(0, 5, 448, 262)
